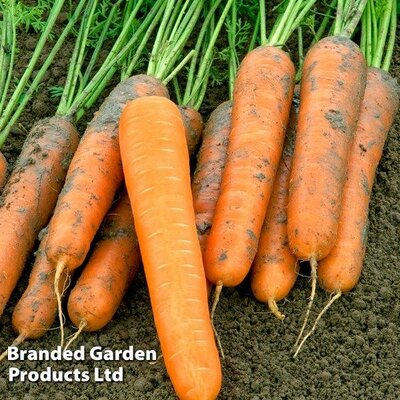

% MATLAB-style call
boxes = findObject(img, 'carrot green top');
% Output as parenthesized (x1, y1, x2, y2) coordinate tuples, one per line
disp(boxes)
(333, 0, 368, 37)
(361, 0, 397, 71)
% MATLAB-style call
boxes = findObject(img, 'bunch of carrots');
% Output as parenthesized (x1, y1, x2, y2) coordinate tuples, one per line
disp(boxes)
(0, 0, 398, 399)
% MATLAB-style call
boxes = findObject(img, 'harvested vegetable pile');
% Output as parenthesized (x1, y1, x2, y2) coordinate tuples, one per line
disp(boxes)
(0, 0, 399, 399)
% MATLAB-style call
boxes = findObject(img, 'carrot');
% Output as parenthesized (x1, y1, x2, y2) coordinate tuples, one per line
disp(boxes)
(192, 101, 232, 254)
(293, 0, 394, 356)
(66, 108, 204, 338)
(204, 27, 297, 288)
(11, 232, 69, 342)
(251, 104, 299, 320)
(67, 189, 139, 333)
(120, 96, 221, 400)
(0, 117, 79, 315)
(0, 152, 7, 189)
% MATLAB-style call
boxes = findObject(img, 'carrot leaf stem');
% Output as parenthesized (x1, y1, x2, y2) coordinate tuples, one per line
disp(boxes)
(228, 0, 238, 100)
(382, 0, 396, 71)
(259, 0, 267, 46)
(372, 0, 393, 68)
(312, 0, 337, 44)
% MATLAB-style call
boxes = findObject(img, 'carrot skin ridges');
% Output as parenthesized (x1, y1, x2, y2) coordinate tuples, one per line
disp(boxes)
(205, 46, 295, 287)
(12, 233, 69, 339)
(179, 106, 204, 156)
(45, 75, 169, 272)
(193, 100, 232, 254)
(119, 96, 221, 400)
(0, 152, 7, 189)
(251, 107, 299, 314)
(0, 116, 79, 314)
(68, 189, 140, 331)
(318, 68, 399, 293)
(288, 36, 367, 261)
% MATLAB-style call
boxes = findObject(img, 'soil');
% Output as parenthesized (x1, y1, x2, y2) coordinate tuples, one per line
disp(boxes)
(0, 6, 399, 400)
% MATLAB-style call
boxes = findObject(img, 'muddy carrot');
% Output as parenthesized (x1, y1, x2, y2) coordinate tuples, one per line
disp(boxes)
(204, 0, 315, 289)
(0, 117, 79, 315)
(251, 103, 299, 320)
(67, 189, 139, 333)
(120, 96, 221, 400)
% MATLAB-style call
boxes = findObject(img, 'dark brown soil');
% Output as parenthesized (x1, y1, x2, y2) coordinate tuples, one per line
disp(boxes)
(0, 7, 399, 400)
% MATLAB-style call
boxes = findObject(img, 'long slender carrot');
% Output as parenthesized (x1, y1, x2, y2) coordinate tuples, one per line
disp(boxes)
(120, 96, 221, 400)
(0, 117, 79, 315)
(251, 103, 299, 320)
(290, 1, 369, 350)
(0, 152, 6, 189)
(66, 110, 204, 337)
(204, 26, 297, 288)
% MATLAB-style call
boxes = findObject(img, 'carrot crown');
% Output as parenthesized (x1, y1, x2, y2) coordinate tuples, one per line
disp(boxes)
(361, 0, 397, 71)
(0, 0, 83, 148)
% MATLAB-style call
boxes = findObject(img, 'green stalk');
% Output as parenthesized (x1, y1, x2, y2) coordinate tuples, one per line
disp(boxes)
(57, 0, 98, 115)
(382, 0, 396, 71)
(228, 0, 237, 100)
(268, 0, 297, 45)
(371, 0, 392, 67)
(83, 1, 120, 86)
(0, 2, 16, 117)
(313, 0, 337, 44)
(147, 0, 175, 76)
(121, 2, 166, 80)
(259, 0, 267, 46)
(69, 0, 165, 118)
(366, 0, 373, 64)
(0, 8, 8, 105)
(0, 0, 66, 135)
(334, 0, 344, 35)
(248, 11, 260, 51)
(0, 0, 87, 147)
(173, 76, 182, 105)
(341, 0, 368, 37)
(295, 26, 304, 82)
(163, 49, 196, 85)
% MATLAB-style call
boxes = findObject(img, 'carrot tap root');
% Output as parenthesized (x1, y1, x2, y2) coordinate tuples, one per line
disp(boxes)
(294, 256, 318, 348)
(293, 291, 342, 358)
(64, 319, 87, 351)
(210, 282, 225, 360)
(267, 299, 285, 321)
(0, 334, 26, 362)
(54, 260, 66, 348)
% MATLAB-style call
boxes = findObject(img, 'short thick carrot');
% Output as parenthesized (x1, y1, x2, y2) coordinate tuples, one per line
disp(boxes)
(0, 116, 79, 314)
(45, 75, 168, 274)
(119, 96, 221, 400)
(288, 36, 367, 263)
(68, 189, 139, 332)
(251, 106, 299, 320)
(318, 67, 399, 293)
(192, 101, 232, 253)
(205, 46, 295, 287)
(0, 152, 7, 189)
(12, 232, 69, 341)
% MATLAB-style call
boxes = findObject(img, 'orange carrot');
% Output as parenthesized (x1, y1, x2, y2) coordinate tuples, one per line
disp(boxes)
(11, 232, 69, 343)
(67, 111, 203, 335)
(67, 189, 139, 333)
(119, 96, 221, 400)
(192, 101, 232, 254)
(288, 36, 367, 264)
(318, 68, 399, 293)
(0, 152, 7, 189)
(251, 106, 299, 320)
(0, 117, 79, 315)
(205, 46, 295, 288)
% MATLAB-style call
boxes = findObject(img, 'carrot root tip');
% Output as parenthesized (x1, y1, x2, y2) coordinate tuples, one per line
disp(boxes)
(210, 282, 225, 360)
(54, 262, 66, 348)
(64, 319, 87, 351)
(293, 291, 342, 358)
(294, 256, 318, 348)
(0, 334, 26, 362)
(267, 299, 285, 321)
